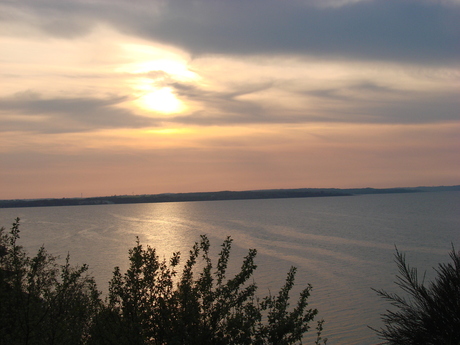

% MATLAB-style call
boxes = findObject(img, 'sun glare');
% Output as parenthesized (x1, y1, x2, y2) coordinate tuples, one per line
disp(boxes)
(138, 87, 184, 114)
(115, 42, 200, 115)
(118, 42, 199, 81)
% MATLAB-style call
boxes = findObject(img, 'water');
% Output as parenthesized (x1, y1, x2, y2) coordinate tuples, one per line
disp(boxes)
(1, 191, 459, 344)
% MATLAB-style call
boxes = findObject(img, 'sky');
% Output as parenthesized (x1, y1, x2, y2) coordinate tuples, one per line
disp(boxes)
(1, 0, 459, 200)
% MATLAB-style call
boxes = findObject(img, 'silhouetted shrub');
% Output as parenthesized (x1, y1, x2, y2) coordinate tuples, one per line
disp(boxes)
(0, 218, 101, 345)
(90, 235, 326, 344)
(373, 246, 460, 345)
(1, 219, 325, 344)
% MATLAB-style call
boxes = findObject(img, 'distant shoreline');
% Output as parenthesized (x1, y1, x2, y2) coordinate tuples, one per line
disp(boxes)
(1, 185, 459, 209)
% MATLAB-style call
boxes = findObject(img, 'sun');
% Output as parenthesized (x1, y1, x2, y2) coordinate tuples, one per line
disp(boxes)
(137, 87, 185, 114)
(116, 41, 199, 115)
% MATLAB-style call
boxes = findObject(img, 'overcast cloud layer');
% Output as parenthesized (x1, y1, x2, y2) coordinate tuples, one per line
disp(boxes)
(3, 0, 460, 63)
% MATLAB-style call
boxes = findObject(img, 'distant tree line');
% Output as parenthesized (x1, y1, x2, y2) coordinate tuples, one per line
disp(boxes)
(2, 185, 460, 209)
(0, 189, 351, 208)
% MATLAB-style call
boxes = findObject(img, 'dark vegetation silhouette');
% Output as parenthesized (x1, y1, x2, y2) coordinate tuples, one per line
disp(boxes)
(0, 218, 100, 345)
(3, 218, 459, 344)
(0, 219, 327, 345)
(372, 246, 460, 345)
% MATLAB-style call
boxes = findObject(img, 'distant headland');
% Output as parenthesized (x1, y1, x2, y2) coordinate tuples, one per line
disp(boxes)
(1, 185, 459, 209)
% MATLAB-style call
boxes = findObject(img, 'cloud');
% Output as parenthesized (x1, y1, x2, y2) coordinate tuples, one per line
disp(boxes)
(1, 0, 459, 199)
(163, 73, 460, 126)
(1, 0, 459, 65)
(159, 0, 460, 64)
(0, 91, 158, 133)
(2, 3, 458, 129)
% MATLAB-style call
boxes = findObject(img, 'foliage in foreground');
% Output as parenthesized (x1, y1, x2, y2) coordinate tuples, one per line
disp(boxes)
(373, 246, 460, 345)
(0, 218, 101, 345)
(0, 218, 326, 345)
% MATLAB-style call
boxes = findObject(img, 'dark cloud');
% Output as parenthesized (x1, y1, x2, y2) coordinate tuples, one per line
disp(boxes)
(361, 91, 460, 124)
(165, 80, 460, 126)
(40, 17, 95, 39)
(350, 82, 397, 94)
(0, 92, 158, 133)
(1, 0, 459, 64)
(166, 81, 275, 125)
(158, 0, 460, 64)
(306, 81, 399, 101)
(170, 80, 274, 103)
(307, 88, 350, 101)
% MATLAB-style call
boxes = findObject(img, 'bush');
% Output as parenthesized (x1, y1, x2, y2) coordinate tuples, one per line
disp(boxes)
(90, 235, 326, 345)
(0, 218, 101, 345)
(373, 246, 460, 345)
(1, 219, 326, 345)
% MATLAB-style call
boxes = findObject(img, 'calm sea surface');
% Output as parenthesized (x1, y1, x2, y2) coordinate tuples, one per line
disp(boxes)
(1, 191, 459, 344)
